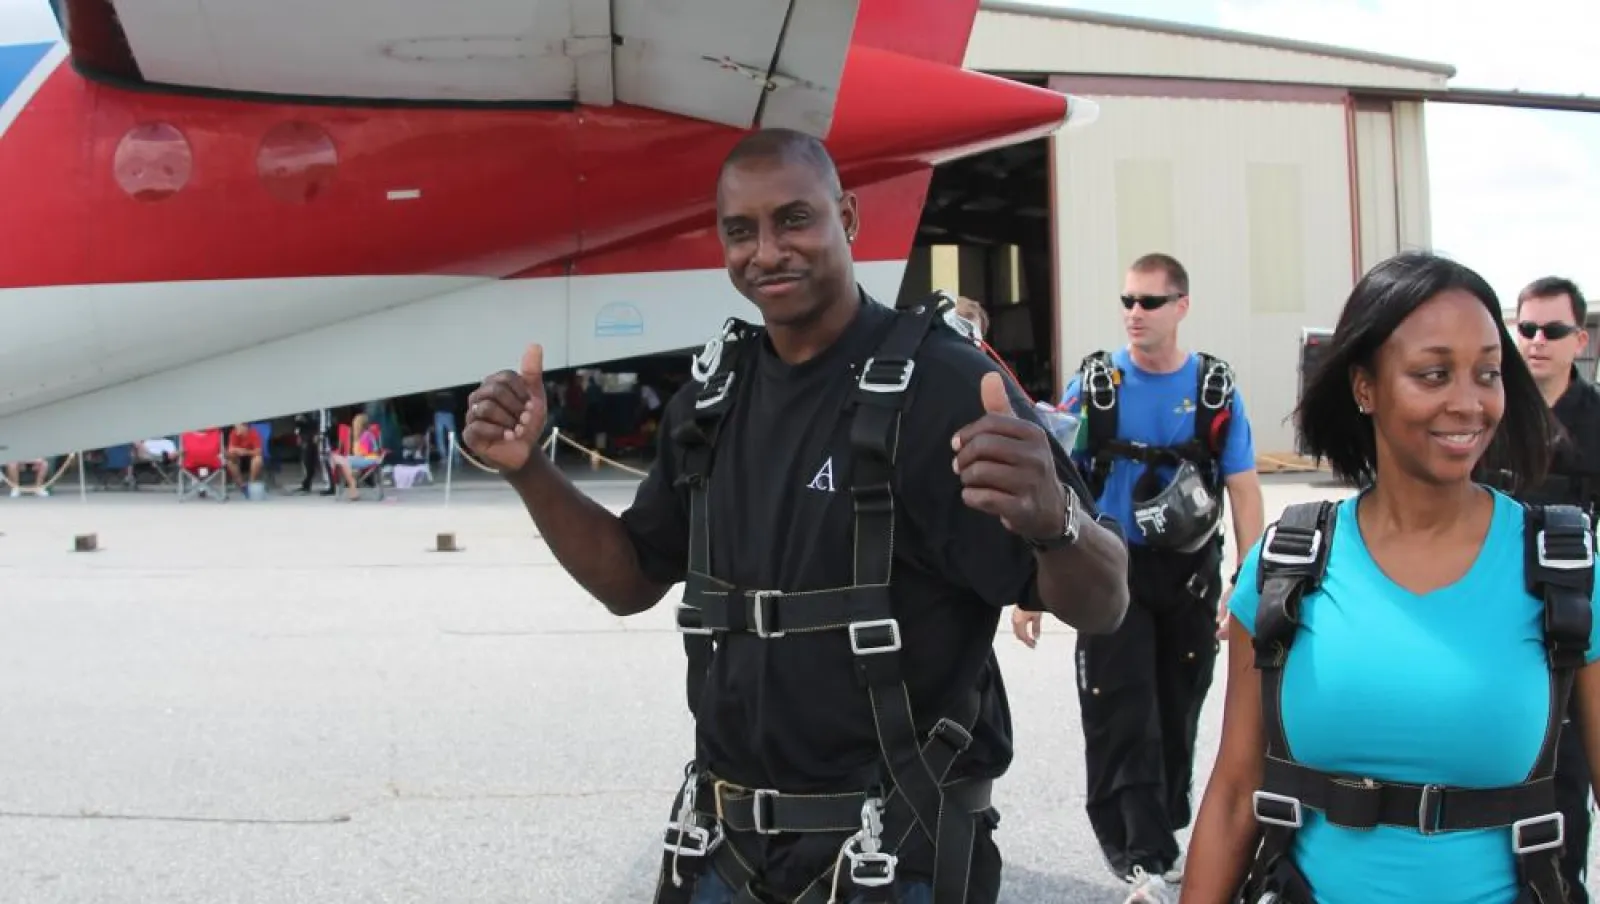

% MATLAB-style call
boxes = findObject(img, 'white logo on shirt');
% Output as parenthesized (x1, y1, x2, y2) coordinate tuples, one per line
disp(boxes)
(807, 457, 836, 493)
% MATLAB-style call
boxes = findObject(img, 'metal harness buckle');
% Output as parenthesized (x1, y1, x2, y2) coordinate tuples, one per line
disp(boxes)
(1536, 527, 1595, 570)
(859, 357, 915, 394)
(1260, 525, 1322, 567)
(751, 590, 784, 639)
(695, 371, 735, 410)
(675, 604, 713, 636)
(1417, 784, 1442, 836)
(1251, 790, 1304, 828)
(849, 618, 902, 656)
(1512, 812, 1565, 855)
(845, 798, 897, 887)
(750, 788, 780, 835)
(663, 819, 720, 858)
(1200, 359, 1234, 409)
(664, 768, 722, 888)
(1084, 358, 1117, 411)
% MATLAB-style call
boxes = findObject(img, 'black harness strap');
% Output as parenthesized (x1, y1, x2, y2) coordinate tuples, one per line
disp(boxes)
(653, 298, 989, 904)
(842, 304, 981, 904)
(1238, 500, 1595, 904)
(1078, 351, 1119, 500)
(1517, 503, 1594, 904)
(677, 319, 763, 717)
(1077, 349, 1235, 502)
(655, 319, 762, 903)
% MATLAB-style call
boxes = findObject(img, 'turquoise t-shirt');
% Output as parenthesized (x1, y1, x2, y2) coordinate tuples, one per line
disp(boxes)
(1229, 488, 1600, 904)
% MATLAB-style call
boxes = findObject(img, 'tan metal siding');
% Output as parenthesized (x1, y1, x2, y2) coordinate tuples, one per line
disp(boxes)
(967, 11, 1450, 92)
(1390, 101, 1434, 249)
(1353, 104, 1401, 273)
(1052, 96, 1355, 454)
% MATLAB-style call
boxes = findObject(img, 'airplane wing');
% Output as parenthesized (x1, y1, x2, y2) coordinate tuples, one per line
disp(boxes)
(58, 0, 858, 136)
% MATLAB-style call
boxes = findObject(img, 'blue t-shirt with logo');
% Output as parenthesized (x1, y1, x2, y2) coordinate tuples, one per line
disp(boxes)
(1059, 347, 1255, 545)
(1229, 488, 1600, 904)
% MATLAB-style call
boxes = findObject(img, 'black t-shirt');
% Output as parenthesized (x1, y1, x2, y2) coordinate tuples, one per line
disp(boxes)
(1520, 368, 1600, 509)
(619, 293, 1097, 890)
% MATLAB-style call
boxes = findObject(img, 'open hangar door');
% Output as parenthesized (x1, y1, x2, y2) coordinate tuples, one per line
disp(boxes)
(896, 135, 1060, 405)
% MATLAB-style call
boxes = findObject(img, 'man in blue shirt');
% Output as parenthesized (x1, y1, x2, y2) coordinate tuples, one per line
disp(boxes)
(1013, 253, 1264, 902)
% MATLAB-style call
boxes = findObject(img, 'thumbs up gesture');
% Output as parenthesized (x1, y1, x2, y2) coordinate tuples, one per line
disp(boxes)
(952, 371, 1068, 540)
(463, 343, 550, 474)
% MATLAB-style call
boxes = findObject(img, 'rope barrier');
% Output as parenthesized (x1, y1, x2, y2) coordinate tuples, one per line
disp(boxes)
(454, 432, 556, 476)
(450, 429, 648, 479)
(551, 432, 651, 478)
(0, 452, 80, 494)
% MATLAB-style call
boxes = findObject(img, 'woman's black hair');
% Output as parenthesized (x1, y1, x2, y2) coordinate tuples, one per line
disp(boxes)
(1294, 250, 1554, 491)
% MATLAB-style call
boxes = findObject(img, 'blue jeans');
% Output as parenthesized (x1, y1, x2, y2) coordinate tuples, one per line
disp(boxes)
(689, 867, 932, 904)
(432, 411, 458, 462)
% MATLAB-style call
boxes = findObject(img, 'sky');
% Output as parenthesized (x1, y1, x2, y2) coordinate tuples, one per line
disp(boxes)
(2, 0, 1594, 308)
(1042, 0, 1600, 311)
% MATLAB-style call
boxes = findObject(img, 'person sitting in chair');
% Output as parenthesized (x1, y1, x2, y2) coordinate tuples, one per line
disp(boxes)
(226, 423, 265, 491)
(328, 414, 382, 501)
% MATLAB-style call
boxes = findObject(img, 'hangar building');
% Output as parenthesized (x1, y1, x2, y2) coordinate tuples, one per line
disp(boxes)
(900, 1, 1454, 457)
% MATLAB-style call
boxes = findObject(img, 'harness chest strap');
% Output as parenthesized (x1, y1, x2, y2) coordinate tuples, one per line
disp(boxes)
(1240, 501, 1595, 904)
(659, 300, 990, 904)
(1078, 350, 1235, 499)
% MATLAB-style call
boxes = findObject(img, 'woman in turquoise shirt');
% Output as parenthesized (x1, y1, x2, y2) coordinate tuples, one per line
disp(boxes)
(1180, 251, 1600, 904)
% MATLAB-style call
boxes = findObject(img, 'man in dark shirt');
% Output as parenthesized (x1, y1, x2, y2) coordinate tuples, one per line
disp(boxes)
(460, 128, 1130, 904)
(1508, 276, 1600, 902)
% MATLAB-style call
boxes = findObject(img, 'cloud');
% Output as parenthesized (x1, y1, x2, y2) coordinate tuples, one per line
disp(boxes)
(0, 0, 60, 43)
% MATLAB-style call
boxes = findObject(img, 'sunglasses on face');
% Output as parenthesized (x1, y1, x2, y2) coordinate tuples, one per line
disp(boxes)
(1517, 320, 1579, 341)
(1121, 293, 1182, 311)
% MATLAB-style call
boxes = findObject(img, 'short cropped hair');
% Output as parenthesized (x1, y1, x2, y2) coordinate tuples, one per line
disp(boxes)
(1129, 253, 1189, 296)
(1518, 275, 1588, 325)
(717, 127, 842, 197)
(1295, 250, 1554, 491)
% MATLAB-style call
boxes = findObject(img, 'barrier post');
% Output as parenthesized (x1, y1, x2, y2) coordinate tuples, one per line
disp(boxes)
(74, 451, 98, 552)
(444, 431, 456, 510)
(432, 431, 461, 553)
(550, 427, 560, 462)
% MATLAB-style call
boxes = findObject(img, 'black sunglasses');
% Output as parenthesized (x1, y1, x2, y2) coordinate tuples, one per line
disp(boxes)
(1517, 320, 1579, 341)
(1120, 293, 1182, 311)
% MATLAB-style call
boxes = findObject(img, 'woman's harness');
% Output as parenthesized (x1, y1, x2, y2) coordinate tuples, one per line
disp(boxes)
(1236, 499, 1594, 904)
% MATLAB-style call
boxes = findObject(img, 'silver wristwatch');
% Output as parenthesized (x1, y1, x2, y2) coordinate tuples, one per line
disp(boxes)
(1026, 485, 1081, 552)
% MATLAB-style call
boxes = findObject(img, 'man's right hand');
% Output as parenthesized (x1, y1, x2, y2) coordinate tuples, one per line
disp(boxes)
(1011, 608, 1043, 649)
(463, 344, 549, 474)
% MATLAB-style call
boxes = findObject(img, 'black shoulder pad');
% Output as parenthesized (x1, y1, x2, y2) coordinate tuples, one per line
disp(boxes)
(1524, 503, 1595, 666)
(1253, 500, 1336, 666)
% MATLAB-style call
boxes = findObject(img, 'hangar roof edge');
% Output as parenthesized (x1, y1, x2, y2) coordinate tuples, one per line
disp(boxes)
(977, 1, 1458, 79)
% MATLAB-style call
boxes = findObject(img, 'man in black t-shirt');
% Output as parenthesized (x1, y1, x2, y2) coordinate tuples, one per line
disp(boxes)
(1501, 276, 1600, 902)
(461, 128, 1130, 904)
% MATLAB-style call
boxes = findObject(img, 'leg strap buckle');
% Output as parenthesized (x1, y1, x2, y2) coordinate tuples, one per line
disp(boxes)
(1513, 812, 1566, 855)
(1252, 790, 1304, 829)
(663, 817, 722, 858)
(844, 798, 898, 888)
(849, 618, 902, 656)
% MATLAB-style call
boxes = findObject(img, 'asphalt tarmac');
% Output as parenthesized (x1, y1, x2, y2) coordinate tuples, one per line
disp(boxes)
(0, 473, 1593, 903)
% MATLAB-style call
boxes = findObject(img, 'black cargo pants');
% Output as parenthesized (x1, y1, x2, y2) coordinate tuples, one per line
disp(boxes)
(1075, 538, 1223, 878)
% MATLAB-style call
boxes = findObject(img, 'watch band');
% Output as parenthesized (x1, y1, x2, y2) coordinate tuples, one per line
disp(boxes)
(1026, 485, 1080, 551)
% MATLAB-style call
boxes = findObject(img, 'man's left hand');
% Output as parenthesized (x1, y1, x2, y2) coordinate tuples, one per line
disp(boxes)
(953, 372, 1066, 540)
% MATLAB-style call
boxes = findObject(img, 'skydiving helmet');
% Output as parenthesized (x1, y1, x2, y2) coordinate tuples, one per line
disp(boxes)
(1130, 452, 1224, 553)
